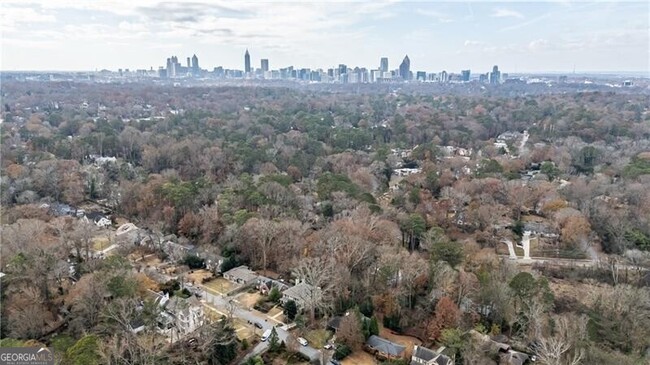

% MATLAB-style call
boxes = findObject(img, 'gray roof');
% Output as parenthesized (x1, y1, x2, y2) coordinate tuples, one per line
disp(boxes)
(413, 346, 437, 361)
(283, 282, 320, 301)
(328, 316, 343, 330)
(411, 346, 451, 365)
(366, 335, 405, 356)
(223, 265, 258, 283)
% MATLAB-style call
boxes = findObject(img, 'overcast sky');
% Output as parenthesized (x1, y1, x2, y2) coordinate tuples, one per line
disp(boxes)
(1, 1, 648, 73)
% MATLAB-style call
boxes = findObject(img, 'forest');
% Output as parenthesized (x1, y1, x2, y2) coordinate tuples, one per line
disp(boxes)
(1, 81, 649, 365)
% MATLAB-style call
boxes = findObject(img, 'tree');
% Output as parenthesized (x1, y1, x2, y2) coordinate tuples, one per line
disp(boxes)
(430, 240, 464, 268)
(240, 218, 281, 272)
(368, 316, 379, 337)
(292, 257, 336, 322)
(268, 287, 281, 303)
(183, 254, 205, 269)
(268, 327, 280, 353)
(202, 320, 238, 365)
(427, 296, 460, 341)
(337, 313, 364, 351)
(66, 335, 101, 365)
(284, 300, 298, 321)
(440, 328, 465, 363)
(532, 315, 588, 365)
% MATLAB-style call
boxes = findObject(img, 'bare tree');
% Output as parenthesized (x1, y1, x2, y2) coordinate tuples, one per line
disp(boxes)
(292, 257, 336, 322)
(532, 315, 588, 365)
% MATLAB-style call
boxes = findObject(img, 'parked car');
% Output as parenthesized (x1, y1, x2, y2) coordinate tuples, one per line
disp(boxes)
(297, 337, 308, 346)
(254, 322, 263, 329)
(261, 329, 272, 342)
(329, 360, 341, 365)
(323, 343, 333, 350)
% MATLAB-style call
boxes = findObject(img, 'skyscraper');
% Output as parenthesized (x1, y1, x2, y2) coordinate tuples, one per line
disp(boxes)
(380, 57, 388, 72)
(244, 49, 251, 73)
(166, 56, 180, 78)
(191, 54, 199, 76)
(192, 54, 199, 69)
(261, 59, 269, 72)
(399, 55, 410, 80)
(490, 65, 501, 84)
(461, 70, 470, 82)
(186, 57, 191, 68)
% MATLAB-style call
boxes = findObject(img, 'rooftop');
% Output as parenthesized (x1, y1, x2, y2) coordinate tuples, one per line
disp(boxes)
(366, 335, 406, 356)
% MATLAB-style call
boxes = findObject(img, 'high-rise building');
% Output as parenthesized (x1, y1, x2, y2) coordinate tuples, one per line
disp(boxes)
(261, 59, 269, 72)
(244, 49, 251, 73)
(186, 57, 191, 68)
(192, 54, 199, 70)
(440, 70, 448, 83)
(489, 65, 501, 84)
(399, 55, 410, 80)
(166, 56, 181, 78)
(461, 70, 470, 82)
(416, 71, 426, 81)
(338, 64, 347, 76)
(380, 57, 388, 72)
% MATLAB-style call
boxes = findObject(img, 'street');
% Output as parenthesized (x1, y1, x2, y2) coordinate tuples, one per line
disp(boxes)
(199, 288, 322, 363)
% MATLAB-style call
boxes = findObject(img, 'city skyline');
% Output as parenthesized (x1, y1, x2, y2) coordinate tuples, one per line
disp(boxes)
(1, 1, 648, 73)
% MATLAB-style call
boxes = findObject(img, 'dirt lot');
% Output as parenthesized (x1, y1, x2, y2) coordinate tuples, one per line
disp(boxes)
(267, 307, 286, 324)
(379, 325, 421, 359)
(237, 292, 263, 308)
(185, 269, 213, 285)
(91, 236, 111, 251)
(341, 351, 377, 365)
(136, 273, 160, 291)
(232, 318, 256, 341)
(203, 277, 237, 295)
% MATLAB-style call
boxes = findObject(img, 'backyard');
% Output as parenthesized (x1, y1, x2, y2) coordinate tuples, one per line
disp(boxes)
(236, 291, 263, 308)
(185, 269, 213, 285)
(341, 351, 377, 365)
(202, 277, 237, 295)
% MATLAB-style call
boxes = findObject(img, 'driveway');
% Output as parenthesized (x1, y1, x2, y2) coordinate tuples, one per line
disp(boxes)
(199, 288, 321, 363)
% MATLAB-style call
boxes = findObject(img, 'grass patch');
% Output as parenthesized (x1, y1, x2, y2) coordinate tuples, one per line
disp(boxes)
(303, 329, 331, 348)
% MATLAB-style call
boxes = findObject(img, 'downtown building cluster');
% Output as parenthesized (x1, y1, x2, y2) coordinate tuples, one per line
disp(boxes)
(154, 51, 506, 84)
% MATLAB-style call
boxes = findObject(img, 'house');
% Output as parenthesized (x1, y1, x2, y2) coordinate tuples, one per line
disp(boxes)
(257, 277, 290, 295)
(411, 345, 451, 365)
(49, 203, 76, 217)
(280, 282, 322, 309)
(328, 312, 370, 333)
(365, 335, 406, 360)
(222, 265, 258, 285)
(202, 253, 225, 274)
(499, 351, 530, 365)
(327, 316, 343, 332)
(154, 292, 205, 338)
(84, 211, 112, 228)
(160, 240, 194, 261)
(165, 295, 205, 336)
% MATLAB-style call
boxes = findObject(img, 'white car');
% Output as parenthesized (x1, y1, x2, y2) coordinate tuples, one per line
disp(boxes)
(261, 329, 272, 342)
(297, 337, 308, 346)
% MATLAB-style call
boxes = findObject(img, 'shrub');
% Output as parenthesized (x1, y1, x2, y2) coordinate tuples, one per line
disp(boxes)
(333, 344, 352, 360)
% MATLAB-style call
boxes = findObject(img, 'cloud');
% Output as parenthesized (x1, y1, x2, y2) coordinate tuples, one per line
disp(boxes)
(528, 39, 549, 51)
(416, 9, 453, 23)
(492, 8, 525, 19)
(0, 6, 56, 32)
(464, 40, 487, 47)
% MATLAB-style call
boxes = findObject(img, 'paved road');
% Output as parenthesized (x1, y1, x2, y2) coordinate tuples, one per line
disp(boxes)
(199, 288, 321, 363)
(501, 255, 648, 271)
